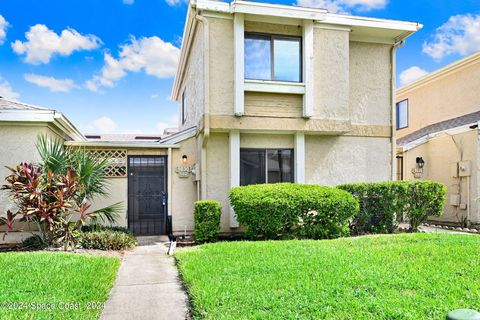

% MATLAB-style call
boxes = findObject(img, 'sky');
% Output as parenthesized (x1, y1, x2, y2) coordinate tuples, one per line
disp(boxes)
(0, 0, 479, 135)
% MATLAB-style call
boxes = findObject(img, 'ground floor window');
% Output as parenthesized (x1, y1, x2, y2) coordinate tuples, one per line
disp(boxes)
(240, 148, 294, 186)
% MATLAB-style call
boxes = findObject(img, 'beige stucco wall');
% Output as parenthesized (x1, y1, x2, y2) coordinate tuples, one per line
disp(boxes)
(89, 178, 128, 228)
(305, 135, 392, 185)
(208, 17, 234, 116)
(396, 56, 480, 138)
(0, 124, 62, 221)
(313, 27, 350, 121)
(402, 130, 479, 224)
(245, 21, 301, 36)
(349, 41, 392, 126)
(180, 23, 205, 130)
(171, 136, 198, 234)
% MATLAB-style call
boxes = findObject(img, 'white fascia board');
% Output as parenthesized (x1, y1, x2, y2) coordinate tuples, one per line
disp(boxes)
(402, 124, 476, 152)
(53, 112, 87, 142)
(0, 109, 55, 122)
(65, 141, 181, 149)
(233, 1, 326, 20)
(323, 13, 422, 32)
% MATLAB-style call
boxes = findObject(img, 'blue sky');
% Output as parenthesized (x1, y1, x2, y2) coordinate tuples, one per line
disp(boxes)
(0, 0, 478, 134)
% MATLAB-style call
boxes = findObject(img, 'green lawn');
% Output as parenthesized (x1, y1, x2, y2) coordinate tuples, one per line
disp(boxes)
(176, 234, 480, 319)
(0, 252, 120, 320)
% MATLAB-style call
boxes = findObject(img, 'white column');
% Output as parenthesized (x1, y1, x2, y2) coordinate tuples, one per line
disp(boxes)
(229, 130, 240, 228)
(234, 13, 244, 116)
(294, 132, 305, 184)
(303, 20, 314, 118)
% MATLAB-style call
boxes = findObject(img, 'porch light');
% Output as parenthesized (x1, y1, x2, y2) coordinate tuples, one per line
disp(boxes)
(182, 155, 188, 164)
(416, 157, 425, 168)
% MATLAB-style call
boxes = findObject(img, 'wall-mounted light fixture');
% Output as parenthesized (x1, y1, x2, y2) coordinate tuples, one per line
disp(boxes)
(416, 157, 425, 168)
(176, 154, 194, 178)
(412, 156, 425, 179)
(182, 155, 188, 164)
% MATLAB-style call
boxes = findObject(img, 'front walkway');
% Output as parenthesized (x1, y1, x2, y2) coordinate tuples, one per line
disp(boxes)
(101, 241, 188, 320)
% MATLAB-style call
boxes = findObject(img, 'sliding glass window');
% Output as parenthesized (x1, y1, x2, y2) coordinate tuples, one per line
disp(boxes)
(244, 33, 302, 83)
(240, 149, 294, 186)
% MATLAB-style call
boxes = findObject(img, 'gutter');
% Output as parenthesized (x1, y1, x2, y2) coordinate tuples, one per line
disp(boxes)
(65, 141, 180, 148)
(391, 39, 405, 180)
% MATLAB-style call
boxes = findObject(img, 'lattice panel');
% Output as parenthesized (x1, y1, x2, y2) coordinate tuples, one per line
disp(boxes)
(85, 149, 127, 177)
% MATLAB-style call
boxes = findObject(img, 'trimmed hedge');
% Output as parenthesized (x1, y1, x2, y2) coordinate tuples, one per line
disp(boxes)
(229, 183, 359, 240)
(194, 200, 222, 243)
(338, 180, 447, 233)
(76, 227, 137, 250)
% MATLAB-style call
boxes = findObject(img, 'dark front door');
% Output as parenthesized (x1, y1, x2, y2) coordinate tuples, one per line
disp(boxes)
(128, 156, 167, 235)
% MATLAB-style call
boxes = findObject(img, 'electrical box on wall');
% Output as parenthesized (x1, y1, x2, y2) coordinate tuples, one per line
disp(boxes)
(192, 163, 200, 181)
(450, 194, 460, 206)
(451, 163, 459, 178)
(458, 160, 472, 177)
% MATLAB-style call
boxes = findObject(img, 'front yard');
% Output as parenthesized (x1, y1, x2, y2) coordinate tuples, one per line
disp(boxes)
(0, 252, 120, 320)
(176, 233, 480, 319)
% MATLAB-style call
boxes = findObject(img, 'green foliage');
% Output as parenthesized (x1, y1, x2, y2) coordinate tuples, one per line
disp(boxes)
(176, 234, 480, 320)
(1, 135, 123, 249)
(21, 235, 46, 250)
(338, 180, 447, 234)
(194, 200, 222, 243)
(404, 180, 447, 231)
(229, 183, 358, 240)
(76, 228, 137, 250)
(0, 252, 119, 319)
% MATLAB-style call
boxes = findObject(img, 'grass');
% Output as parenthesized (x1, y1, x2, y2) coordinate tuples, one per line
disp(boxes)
(176, 233, 480, 319)
(0, 252, 120, 320)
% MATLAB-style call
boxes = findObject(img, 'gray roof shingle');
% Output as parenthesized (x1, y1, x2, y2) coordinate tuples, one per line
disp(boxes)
(397, 110, 480, 146)
(0, 97, 50, 111)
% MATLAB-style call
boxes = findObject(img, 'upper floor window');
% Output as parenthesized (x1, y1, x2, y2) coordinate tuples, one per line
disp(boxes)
(240, 148, 294, 186)
(181, 91, 186, 124)
(244, 33, 302, 83)
(396, 99, 408, 129)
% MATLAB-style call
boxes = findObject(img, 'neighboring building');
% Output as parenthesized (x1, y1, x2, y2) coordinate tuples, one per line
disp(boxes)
(396, 51, 480, 225)
(0, 0, 423, 239)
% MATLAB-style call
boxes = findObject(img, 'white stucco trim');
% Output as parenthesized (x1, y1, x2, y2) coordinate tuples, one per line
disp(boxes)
(167, 147, 173, 216)
(65, 141, 181, 148)
(234, 13, 245, 116)
(303, 19, 313, 118)
(294, 132, 305, 183)
(229, 130, 240, 228)
(244, 80, 305, 94)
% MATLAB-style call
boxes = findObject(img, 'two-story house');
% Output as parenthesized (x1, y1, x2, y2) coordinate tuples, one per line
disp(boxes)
(168, 0, 421, 233)
(396, 51, 480, 226)
(0, 0, 422, 241)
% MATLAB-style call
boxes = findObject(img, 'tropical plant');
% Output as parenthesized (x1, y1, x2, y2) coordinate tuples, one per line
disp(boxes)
(0, 135, 122, 249)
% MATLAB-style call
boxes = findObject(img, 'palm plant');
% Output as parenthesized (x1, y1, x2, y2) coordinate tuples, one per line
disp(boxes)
(36, 135, 122, 225)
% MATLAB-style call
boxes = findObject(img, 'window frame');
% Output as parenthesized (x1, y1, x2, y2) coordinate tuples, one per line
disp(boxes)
(244, 32, 303, 83)
(181, 91, 186, 125)
(396, 99, 408, 130)
(240, 148, 295, 185)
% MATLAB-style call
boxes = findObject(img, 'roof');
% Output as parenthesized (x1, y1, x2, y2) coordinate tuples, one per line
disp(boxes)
(172, 0, 422, 99)
(159, 126, 196, 145)
(0, 97, 50, 111)
(0, 97, 86, 141)
(398, 50, 480, 95)
(397, 110, 480, 146)
(85, 134, 163, 142)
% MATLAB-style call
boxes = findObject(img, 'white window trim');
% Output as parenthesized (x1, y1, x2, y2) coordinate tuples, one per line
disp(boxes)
(244, 79, 305, 94)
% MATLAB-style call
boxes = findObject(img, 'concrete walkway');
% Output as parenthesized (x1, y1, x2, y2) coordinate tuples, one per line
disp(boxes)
(101, 242, 189, 320)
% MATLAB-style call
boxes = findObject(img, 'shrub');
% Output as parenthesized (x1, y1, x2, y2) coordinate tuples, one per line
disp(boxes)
(229, 183, 359, 240)
(22, 235, 47, 250)
(81, 224, 133, 235)
(194, 200, 222, 243)
(404, 180, 447, 231)
(76, 229, 137, 250)
(338, 180, 447, 234)
(337, 182, 408, 235)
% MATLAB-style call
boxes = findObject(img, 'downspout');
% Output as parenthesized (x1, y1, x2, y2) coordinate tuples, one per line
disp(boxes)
(196, 13, 210, 199)
(390, 39, 405, 180)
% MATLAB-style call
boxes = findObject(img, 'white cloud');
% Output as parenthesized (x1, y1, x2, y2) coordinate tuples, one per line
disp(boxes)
(12, 24, 102, 64)
(123, 0, 135, 4)
(0, 15, 9, 45)
(295, 0, 386, 13)
(423, 13, 480, 60)
(0, 76, 20, 100)
(85, 36, 180, 91)
(93, 116, 118, 133)
(156, 114, 178, 133)
(399, 66, 429, 86)
(165, 0, 185, 6)
(24, 73, 78, 92)
(151, 93, 159, 99)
